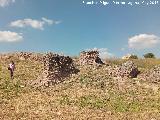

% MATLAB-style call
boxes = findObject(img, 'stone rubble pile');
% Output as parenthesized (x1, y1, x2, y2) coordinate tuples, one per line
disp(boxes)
(18, 52, 32, 60)
(79, 50, 104, 66)
(122, 54, 132, 60)
(0, 53, 16, 60)
(0, 52, 43, 62)
(138, 65, 160, 83)
(107, 61, 140, 78)
(18, 52, 43, 61)
(31, 53, 79, 87)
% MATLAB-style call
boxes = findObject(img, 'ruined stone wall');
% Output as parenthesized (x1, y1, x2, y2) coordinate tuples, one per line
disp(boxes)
(0, 52, 43, 62)
(122, 54, 132, 60)
(79, 50, 104, 65)
(0, 53, 17, 60)
(31, 53, 79, 87)
(18, 52, 44, 61)
(138, 65, 160, 83)
(107, 61, 140, 78)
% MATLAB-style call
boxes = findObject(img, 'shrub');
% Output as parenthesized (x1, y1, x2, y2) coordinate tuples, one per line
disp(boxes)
(143, 53, 155, 59)
(130, 54, 138, 59)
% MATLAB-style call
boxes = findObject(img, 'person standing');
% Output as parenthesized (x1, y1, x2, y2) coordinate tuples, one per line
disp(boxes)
(8, 61, 15, 79)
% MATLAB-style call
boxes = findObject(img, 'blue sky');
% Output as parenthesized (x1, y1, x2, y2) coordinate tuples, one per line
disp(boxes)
(0, 0, 160, 58)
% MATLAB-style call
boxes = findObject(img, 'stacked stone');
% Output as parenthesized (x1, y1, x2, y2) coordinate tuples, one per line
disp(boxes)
(138, 65, 160, 83)
(28, 53, 43, 61)
(108, 61, 140, 78)
(0, 53, 17, 61)
(31, 53, 79, 87)
(18, 52, 32, 60)
(0, 54, 4, 60)
(79, 50, 104, 65)
(0, 52, 55, 62)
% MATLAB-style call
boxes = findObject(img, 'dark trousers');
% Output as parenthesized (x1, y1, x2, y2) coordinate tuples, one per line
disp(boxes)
(10, 70, 14, 79)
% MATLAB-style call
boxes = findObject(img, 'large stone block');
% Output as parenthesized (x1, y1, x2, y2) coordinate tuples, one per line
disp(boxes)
(31, 53, 79, 87)
(108, 61, 140, 78)
(79, 50, 104, 65)
(138, 65, 160, 83)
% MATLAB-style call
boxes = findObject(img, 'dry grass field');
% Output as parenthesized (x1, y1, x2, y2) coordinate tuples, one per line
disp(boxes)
(0, 57, 160, 120)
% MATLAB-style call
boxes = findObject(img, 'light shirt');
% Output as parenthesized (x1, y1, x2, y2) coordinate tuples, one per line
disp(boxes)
(9, 63, 15, 71)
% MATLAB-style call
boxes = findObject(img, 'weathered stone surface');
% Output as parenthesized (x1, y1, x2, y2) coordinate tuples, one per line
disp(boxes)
(107, 61, 140, 78)
(18, 52, 43, 61)
(122, 54, 132, 60)
(0, 52, 43, 62)
(138, 65, 160, 83)
(31, 53, 79, 87)
(79, 50, 104, 65)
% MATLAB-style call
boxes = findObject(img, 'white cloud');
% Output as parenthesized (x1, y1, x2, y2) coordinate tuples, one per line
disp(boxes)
(10, 18, 61, 30)
(98, 48, 114, 59)
(121, 47, 125, 51)
(42, 17, 61, 25)
(10, 19, 45, 30)
(87, 47, 114, 59)
(0, 0, 15, 7)
(0, 31, 23, 42)
(128, 34, 160, 49)
(42, 17, 53, 25)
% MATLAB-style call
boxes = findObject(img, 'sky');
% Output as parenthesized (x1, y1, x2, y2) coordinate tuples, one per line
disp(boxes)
(0, 0, 160, 58)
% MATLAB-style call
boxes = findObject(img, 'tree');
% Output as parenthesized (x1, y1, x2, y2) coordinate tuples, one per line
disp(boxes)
(130, 54, 138, 59)
(143, 53, 155, 58)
